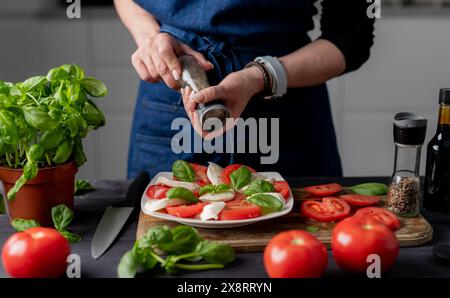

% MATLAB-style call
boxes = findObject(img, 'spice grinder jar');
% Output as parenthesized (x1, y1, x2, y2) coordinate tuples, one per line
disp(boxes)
(387, 113, 427, 217)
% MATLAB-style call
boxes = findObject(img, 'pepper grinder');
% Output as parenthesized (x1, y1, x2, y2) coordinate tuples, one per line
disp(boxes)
(179, 55, 230, 131)
(387, 112, 427, 217)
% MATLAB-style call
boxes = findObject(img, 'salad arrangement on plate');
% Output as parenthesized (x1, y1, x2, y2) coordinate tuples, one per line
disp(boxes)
(142, 160, 291, 222)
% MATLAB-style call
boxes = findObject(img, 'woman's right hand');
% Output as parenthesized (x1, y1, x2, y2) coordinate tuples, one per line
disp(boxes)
(131, 32, 213, 89)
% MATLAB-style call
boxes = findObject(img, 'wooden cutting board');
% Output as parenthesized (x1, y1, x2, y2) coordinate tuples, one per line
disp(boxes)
(137, 188, 433, 252)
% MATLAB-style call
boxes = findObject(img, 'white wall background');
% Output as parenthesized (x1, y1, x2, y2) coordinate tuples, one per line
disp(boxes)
(0, 3, 449, 179)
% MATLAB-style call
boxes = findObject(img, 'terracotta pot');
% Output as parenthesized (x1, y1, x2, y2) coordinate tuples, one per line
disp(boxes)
(0, 162, 78, 227)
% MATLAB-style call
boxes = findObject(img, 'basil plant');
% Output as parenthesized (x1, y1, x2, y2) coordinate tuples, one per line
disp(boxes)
(0, 64, 107, 200)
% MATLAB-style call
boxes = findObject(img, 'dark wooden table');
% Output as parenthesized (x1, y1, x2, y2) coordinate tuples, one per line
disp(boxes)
(1, 177, 449, 278)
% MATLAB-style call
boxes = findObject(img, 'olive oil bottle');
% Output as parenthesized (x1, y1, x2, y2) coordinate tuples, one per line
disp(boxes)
(423, 89, 450, 213)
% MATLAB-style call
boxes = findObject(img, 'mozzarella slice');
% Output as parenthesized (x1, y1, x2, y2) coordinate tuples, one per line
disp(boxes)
(206, 162, 224, 185)
(155, 176, 199, 192)
(261, 192, 287, 205)
(199, 190, 235, 202)
(144, 199, 169, 212)
(200, 202, 226, 221)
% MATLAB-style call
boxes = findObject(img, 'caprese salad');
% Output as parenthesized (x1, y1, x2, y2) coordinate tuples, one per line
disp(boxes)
(143, 160, 291, 221)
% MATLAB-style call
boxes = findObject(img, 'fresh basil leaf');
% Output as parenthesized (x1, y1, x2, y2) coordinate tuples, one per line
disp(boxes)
(162, 225, 202, 255)
(74, 179, 94, 195)
(11, 218, 41, 232)
(73, 138, 87, 167)
(351, 183, 388, 196)
(22, 76, 47, 91)
(166, 187, 198, 203)
(244, 179, 275, 196)
(26, 144, 44, 162)
(46, 67, 70, 82)
(141, 225, 173, 249)
(51, 204, 74, 231)
(199, 184, 231, 195)
(118, 244, 140, 278)
(172, 160, 196, 182)
(39, 129, 64, 150)
(60, 230, 82, 243)
(246, 193, 282, 214)
(82, 100, 105, 128)
(306, 226, 320, 233)
(195, 241, 235, 264)
(22, 106, 57, 131)
(81, 77, 107, 97)
(52, 139, 73, 164)
(230, 166, 252, 190)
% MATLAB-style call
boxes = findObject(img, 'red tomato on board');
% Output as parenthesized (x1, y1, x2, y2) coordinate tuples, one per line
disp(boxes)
(301, 197, 350, 222)
(273, 181, 290, 200)
(264, 230, 328, 278)
(190, 163, 210, 186)
(219, 204, 261, 220)
(146, 185, 171, 200)
(332, 216, 399, 273)
(304, 183, 342, 196)
(166, 202, 206, 218)
(339, 194, 381, 207)
(2, 227, 70, 278)
(221, 164, 256, 185)
(354, 207, 401, 230)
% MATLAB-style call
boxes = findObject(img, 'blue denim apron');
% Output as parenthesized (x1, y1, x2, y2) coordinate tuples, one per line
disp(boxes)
(128, 1, 342, 179)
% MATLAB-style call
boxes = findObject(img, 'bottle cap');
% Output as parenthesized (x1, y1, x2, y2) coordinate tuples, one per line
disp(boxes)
(439, 88, 450, 105)
(393, 112, 427, 145)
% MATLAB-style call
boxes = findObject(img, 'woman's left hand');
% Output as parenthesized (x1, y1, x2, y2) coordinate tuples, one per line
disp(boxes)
(181, 66, 264, 139)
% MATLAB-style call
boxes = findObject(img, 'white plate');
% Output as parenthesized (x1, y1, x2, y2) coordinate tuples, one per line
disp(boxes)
(141, 172, 293, 229)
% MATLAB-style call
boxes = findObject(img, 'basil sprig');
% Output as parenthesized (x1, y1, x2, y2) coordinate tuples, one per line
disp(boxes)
(74, 179, 94, 195)
(172, 160, 196, 182)
(10, 204, 82, 243)
(230, 166, 252, 190)
(166, 187, 198, 203)
(351, 183, 388, 196)
(199, 184, 231, 196)
(246, 193, 283, 214)
(118, 225, 235, 278)
(244, 179, 275, 196)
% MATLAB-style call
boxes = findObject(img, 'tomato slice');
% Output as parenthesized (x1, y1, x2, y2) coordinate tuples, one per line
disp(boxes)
(190, 163, 210, 186)
(304, 183, 342, 196)
(166, 202, 206, 218)
(146, 185, 171, 200)
(301, 197, 350, 222)
(225, 192, 246, 206)
(354, 207, 401, 230)
(221, 164, 256, 185)
(273, 181, 290, 200)
(340, 194, 381, 207)
(219, 204, 261, 220)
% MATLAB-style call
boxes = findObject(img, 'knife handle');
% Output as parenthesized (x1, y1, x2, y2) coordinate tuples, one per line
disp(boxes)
(113, 171, 150, 211)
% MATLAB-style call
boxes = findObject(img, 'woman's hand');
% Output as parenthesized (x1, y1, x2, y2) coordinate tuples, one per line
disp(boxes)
(181, 66, 264, 139)
(131, 32, 213, 89)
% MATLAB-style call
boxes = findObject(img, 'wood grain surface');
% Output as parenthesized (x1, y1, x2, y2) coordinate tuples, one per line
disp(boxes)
(137, 188, 433, 251)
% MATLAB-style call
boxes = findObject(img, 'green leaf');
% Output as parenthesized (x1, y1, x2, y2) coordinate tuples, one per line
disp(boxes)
(7, 175, 27, 200)
(52, 139, 73, 164)
(305, 226, 320, 233)
(73, 138, 87, 167)
(246, 193, 282, 214)
(166, 187, 198, 203)
(22, 106, 57, 131)
(46, 67, 70, 82)
(27, 144, 44, 162)
(60, 230, 82, 243)
(39, 129, 64, 150)
(81, 77, 107, 97)
(230, 166, 252, 190)
(199, 184, 231, 196)
(22, 76, 47, 91)
(74, 179, 94, 195)
(0, 110, 18, 145)
(141, 225, 173, 249)
(82, 100, 105, 128)
(172, 160, 195, 182)
(118, 244, 140, 278)
(162, 225, 202, 255)
(351, 183, 388, 196)
(195, 241, 235, 264)
(244, 179, 275, 196)
(23, 161, 38, 180)
(51, 204, 74, 231)
(11, 218, 41, 231)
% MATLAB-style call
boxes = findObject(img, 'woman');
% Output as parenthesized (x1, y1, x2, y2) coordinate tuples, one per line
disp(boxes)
(114, 0, 375, 178)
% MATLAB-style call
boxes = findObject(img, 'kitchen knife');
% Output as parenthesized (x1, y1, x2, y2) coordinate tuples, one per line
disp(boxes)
(91, 171, 150, 259)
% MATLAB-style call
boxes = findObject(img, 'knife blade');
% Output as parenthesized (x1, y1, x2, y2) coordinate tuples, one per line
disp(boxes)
(91, 171, 150, 259)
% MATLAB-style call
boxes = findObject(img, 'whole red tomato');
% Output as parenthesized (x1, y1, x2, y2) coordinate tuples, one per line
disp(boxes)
(264, 230, 328, 278)
(332, 216, 399, 273)
(2, 227, 70, 278)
